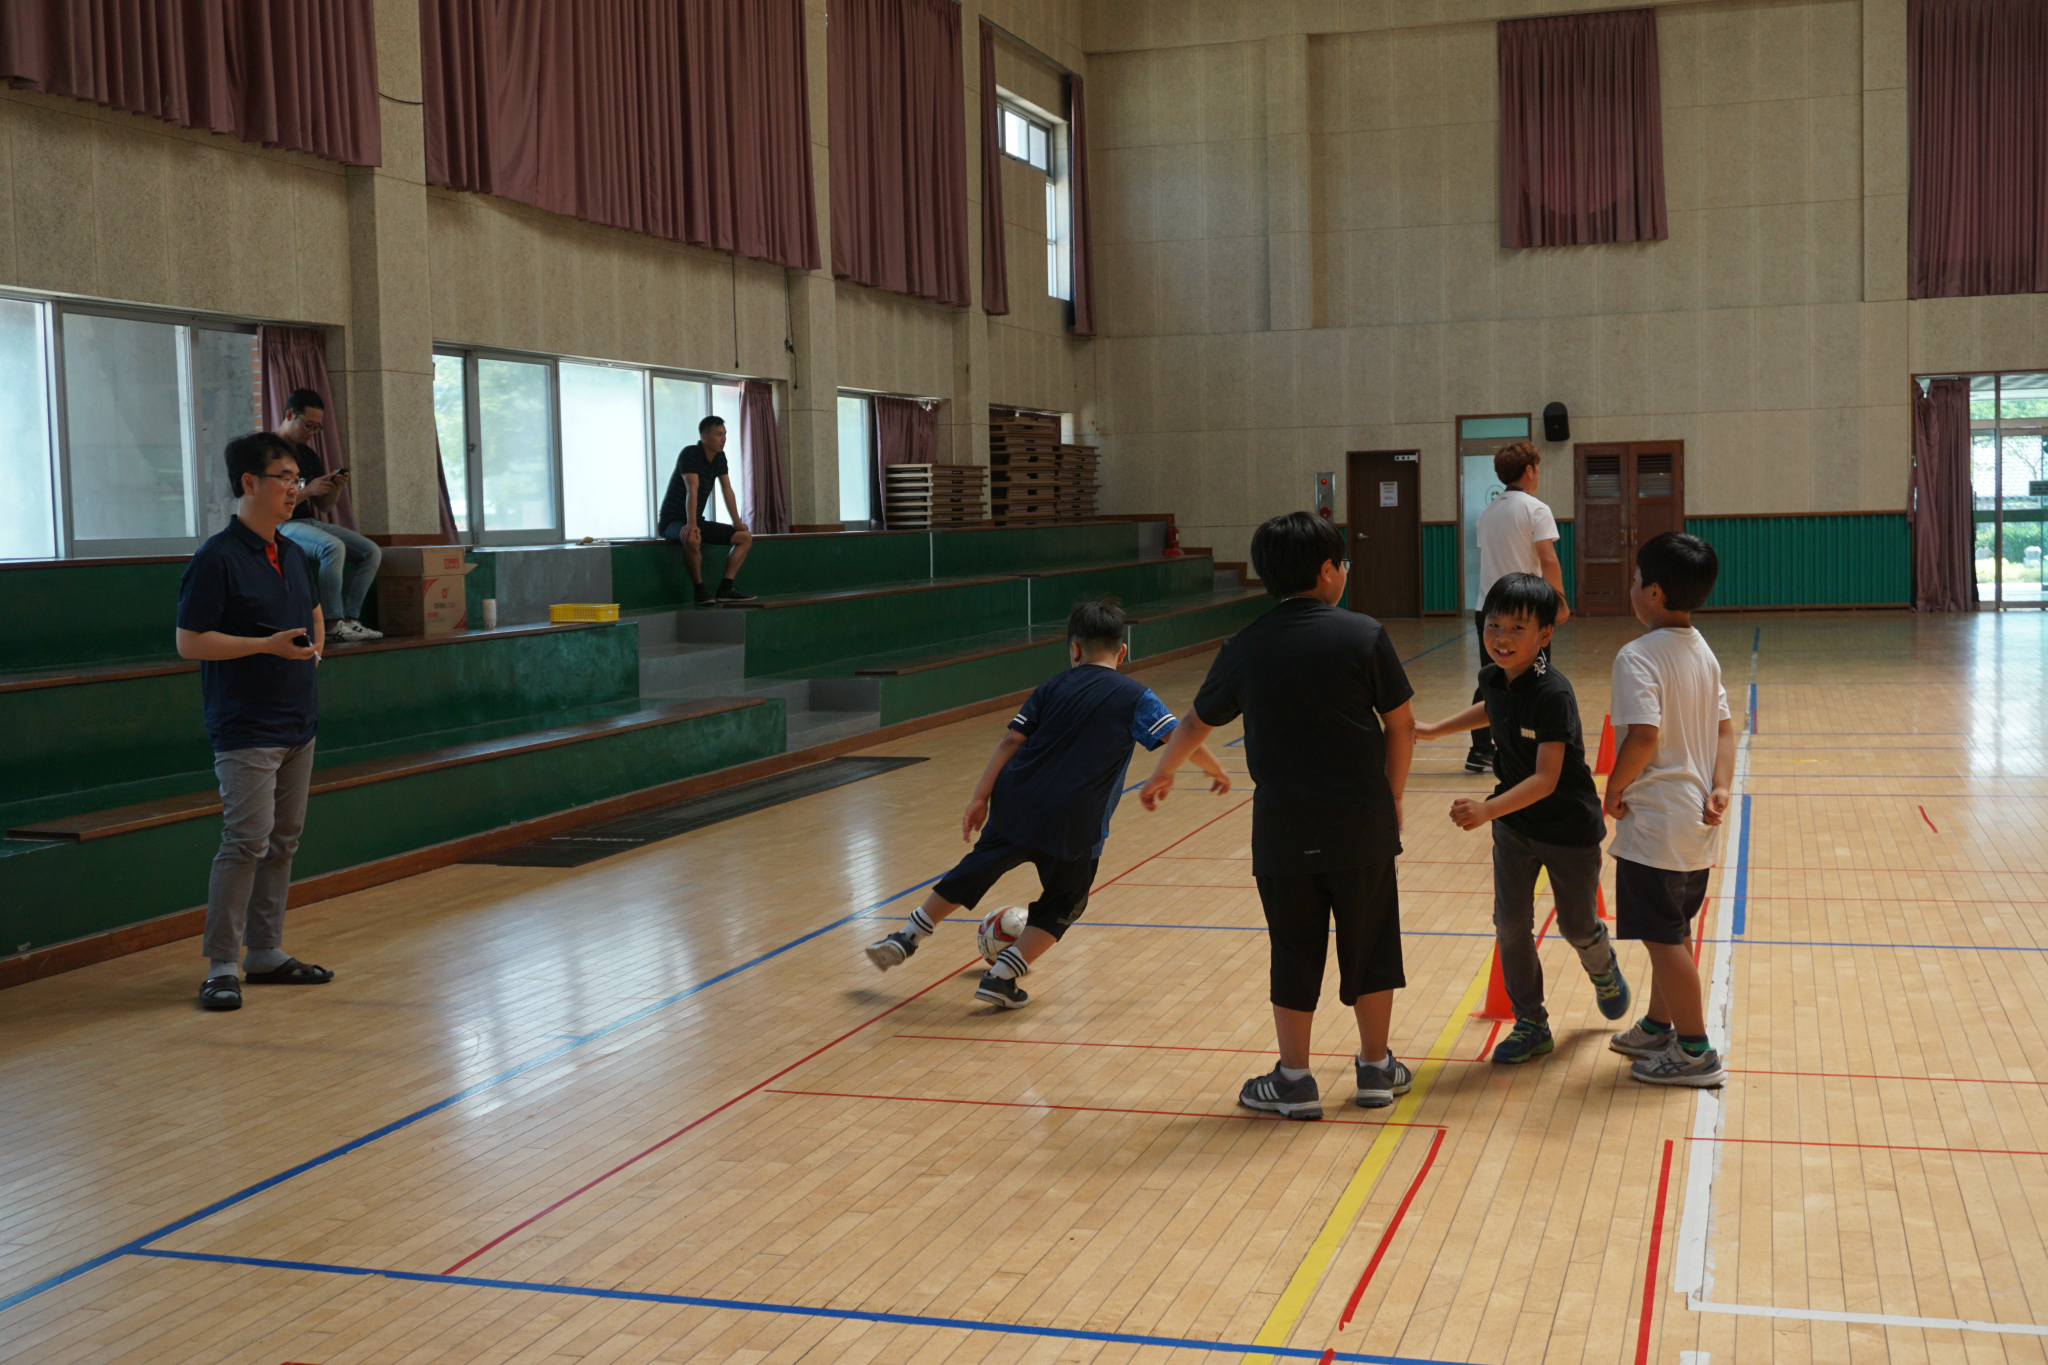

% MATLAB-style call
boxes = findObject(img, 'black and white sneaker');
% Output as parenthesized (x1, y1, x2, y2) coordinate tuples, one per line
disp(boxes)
(973, 972, 1029, 1009)
(1463, 747, 1494, 774)
(864, 930, 918, 971)
(1239, 1066, 1323, 1120)
(1354, 1053, 1413, 1109)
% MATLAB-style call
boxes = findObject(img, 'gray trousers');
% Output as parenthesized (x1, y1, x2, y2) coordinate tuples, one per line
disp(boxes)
(202, 741, 315, 963)
(1492, 820, 1613, 1024)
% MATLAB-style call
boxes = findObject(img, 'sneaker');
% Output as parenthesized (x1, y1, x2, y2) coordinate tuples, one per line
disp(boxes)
(1589, 960, 1632, 1021)
(1464, 747, 1494, 774)
(715, 584, 758, 604)
(973, 972, 1029, 1009)
(342, 618, 383, 640)
(1630, 1043, 1726, 1088)
(864, 929, 918, 971)
(327, 618, 375, 643)
(693, 584, 715, 607)
(1609, 1019, 1675, 1059)
(1491, 1018, 1554, 1065)
(1239, 1066, 1323, 1121)
(1354, 1053, 1413, 1109)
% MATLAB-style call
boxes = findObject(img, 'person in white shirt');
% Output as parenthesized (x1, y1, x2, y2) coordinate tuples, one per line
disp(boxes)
(1463, 442, 1569, 773)
(1602, 532, 1737, 1088)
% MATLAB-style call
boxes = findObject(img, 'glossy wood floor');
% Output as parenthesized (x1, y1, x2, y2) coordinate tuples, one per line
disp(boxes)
(3, 610, 2045, 1365)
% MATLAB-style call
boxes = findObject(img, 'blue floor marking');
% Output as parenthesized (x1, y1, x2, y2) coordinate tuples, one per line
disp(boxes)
(1733, 793, 1752, 937)
(127, 1248, 1470, 1364)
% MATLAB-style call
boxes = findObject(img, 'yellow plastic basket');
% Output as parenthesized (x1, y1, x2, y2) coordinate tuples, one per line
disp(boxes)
(548, 603, 621, 624)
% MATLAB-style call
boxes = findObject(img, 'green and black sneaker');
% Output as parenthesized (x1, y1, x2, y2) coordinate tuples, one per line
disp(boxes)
(1491, 1018, 1555, 1065)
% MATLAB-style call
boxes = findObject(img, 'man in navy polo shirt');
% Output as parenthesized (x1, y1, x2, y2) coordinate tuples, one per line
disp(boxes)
(177, 432, 337, 1011)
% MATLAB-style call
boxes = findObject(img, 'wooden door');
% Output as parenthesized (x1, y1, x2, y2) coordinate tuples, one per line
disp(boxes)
(1346, 450, 1421, 618)
(1574, 441, 1685, 616)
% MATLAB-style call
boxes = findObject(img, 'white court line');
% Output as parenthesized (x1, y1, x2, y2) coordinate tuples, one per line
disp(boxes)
(1688, 1297, 2048, 1337)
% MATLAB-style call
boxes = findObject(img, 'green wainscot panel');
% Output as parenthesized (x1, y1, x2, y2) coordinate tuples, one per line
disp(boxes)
(932, 523, 1142, 577)
(0, 558, 192, 672)
(876, 640, 1072, 727)
(0, 700, 784, 957)
(609, 531, 933, 610)
(1687, 513, 1910, 606)
(1556, 520, 1576, 605)
(1422, 524, 1460, 613)
(1126, 594, 1274, 659)
(1025, 558, 1215, 626)
(740, 577, 1030, 677)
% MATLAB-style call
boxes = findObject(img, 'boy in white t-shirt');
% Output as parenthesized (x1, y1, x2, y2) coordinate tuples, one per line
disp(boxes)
(1603, 532, 1737, 1087)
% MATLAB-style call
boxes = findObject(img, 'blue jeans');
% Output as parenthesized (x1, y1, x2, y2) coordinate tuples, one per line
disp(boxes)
(278, 519, 383, 620)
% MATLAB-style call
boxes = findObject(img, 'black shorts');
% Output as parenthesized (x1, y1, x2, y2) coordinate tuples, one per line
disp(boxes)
(660, 519, 738, 545)
(933, 829, 1098, 940)
(1612, 856, 1711, 945)
(1254, 861, 1405, 1012)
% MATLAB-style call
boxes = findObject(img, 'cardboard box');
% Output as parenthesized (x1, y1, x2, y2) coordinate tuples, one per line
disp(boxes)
(379, 545, 469, 577)
(375, 563, 476, 636)
(549, 603, 621, 623)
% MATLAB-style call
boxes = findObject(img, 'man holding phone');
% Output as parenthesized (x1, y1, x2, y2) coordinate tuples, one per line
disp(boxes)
(177, 432, 337, 1011)
(274, 387, 384, 643)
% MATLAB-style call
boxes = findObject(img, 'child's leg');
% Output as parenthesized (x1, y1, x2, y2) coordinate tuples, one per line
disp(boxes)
(867, 831, 1027, 968)
(1640, 940, 1705, 1034)
(987, 852, 1098, 980)
(1544, 840, 1619, 981)
(1489, 824, 1548, 1023)
(1350, 990, 1393, 1064)
(906, 889, 965, 935)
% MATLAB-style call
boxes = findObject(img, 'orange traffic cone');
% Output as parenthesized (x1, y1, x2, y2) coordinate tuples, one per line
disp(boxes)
(1593, 713, 1616, 775)
(1472, 945, 1515, 1020)
(1596, 882, 1611, 921)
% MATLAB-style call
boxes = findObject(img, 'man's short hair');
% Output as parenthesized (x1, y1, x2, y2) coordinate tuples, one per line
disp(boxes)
(1494, 441, 1540, 486)
(699, 415, 725, 435)
(225, 431, 297, 499)
(1637, 532, 1718, 612)
(1482, 571, 1561, 629)
(1250, 511, 1346, 598)
(285, 388, 323, 416)
(1068, 599, 1125, 650)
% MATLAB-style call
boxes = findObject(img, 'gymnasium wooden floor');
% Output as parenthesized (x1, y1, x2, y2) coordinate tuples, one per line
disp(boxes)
(3, 610, 2044, 1365)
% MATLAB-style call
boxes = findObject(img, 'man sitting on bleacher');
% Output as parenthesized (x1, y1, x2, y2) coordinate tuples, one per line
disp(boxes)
(657, 415, 757, 606)
(176, 432, 337, 1011)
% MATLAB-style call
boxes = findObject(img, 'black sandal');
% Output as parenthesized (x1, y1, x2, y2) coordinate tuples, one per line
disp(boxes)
(243, 958, 334, 985)
(200, 975, 242, 1010)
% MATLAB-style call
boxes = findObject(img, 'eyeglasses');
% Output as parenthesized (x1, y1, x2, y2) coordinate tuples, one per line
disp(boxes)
(255, 472, 308, 490)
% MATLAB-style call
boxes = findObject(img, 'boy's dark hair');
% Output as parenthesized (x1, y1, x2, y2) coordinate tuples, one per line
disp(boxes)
(225, 431, 297, 499)
(1068, 598, 1125, 651)
(699, 415, 725, 435)
(1250, 511, 1346, 597)
(1481, 571, 1561, 628)
(284, 388, 323, 415)
(1637, 531, 1718, 612)
(1494, 441, 1539, 486)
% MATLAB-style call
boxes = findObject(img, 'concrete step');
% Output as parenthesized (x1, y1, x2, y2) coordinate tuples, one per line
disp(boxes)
(638, 641, 746, 695)
(786, 709, 882, 748)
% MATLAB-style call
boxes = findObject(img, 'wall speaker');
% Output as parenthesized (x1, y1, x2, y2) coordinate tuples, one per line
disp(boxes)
(1542, 402, 1570, 442)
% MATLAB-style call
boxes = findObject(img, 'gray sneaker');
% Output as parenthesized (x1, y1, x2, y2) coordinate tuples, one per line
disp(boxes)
(864, 929, 918, 971)
(1354, 1054, 1413, 1109)
(1240, 1066, 1323, 1121)
(1630, 1043, 1726, 1088)
(1609, 1020, 1675, 1059)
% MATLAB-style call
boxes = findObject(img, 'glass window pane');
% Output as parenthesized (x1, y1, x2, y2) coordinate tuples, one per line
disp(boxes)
(1028, 122, 1049, 170)
(652, 376, 710, 528)
(0, 298, 56, 560)
(561, 362, 650, 541)
(710, 382, 746, 525)
(62, 312, 194, 544)
(476, 357, 555, 533)
(837, 395, 870, 524)
(1999, 427, 2044, 605)
(191, 329, 259, 538)
(432, 354, 469, 533)
(1973, 431, 1998, 599)
(1003, 110, 1027, 159)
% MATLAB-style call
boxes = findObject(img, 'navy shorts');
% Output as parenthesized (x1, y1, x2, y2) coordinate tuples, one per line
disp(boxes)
(933, 829, 1098, 941)
(660, 519, 738, 545)
(1612, 856, 1711, 945)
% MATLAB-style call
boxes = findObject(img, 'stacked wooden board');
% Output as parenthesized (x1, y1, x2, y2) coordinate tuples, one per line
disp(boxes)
(989, 408, 1100, 525)
(884, 463, 988, 528)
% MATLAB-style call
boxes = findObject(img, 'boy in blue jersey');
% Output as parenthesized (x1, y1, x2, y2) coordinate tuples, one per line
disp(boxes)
(865, 600, 1230, 1008)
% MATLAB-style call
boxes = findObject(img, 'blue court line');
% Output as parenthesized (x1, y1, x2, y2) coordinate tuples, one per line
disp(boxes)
(1747, 682, 1758, 733)
(126, 1248, 1467, 1365)
(0, 872, 947, 1319)
(1733, 793, 1752, 936)
(920, 918, 1495, 936)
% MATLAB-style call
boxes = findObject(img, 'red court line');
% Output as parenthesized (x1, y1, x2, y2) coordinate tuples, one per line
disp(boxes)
(440, 956, 982, 1275)
(1337, 1126, 1447, 1331)
(1092, 796, 1254, 893)
(1727, 1066, 2048, 1087)
(1691, 1135, 2048, 1158)
(898, 1031, 1358, 1059)
(766, 1087, 1441, 1129)
(1634, 1140, 1674, 1365)
(1470, 1020, 1503, 1061)
(1920, 805, 1941, 833)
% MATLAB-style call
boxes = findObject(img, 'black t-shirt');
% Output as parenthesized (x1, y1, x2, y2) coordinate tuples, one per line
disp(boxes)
(1478, 660, 1605, 847)
(659, 444, 729, 526)
(176, 517, 321, 752)
(1193, 596, 1415, 873)
(989, 664, 1179, 860)
(285, 440, 323, 520)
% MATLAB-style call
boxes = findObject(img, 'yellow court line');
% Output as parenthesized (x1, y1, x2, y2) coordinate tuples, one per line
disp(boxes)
(1243, 871, 1532, 1363)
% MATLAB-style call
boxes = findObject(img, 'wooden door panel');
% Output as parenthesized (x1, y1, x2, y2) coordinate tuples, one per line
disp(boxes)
(1575, 444, 1630, 616)
(1633, 445, 1682, 544)
(1346, 450, 1422, 618)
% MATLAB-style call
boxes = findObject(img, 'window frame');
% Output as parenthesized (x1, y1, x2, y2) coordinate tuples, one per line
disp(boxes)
(434, 345, 566, 547)
(995, 92, 1072, 302)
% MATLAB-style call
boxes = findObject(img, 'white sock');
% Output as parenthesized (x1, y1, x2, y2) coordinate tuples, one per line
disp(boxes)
(243, 947, 289, 973)
(1280, 1064, 1312, 1082)
(989, 946, 1030, 980)
(1358, 1053, 1390, 1070)
(906, 908, 937, 940)
(208, 959, 239, 979)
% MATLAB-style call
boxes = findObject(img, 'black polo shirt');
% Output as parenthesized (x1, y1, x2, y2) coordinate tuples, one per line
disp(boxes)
(990, 664, 1178, 860)
(1193, 596, 1414, 873)
(176, 517, 321, 753)
(1477, 660, 1605, 847)
(658, 444, 729, 526)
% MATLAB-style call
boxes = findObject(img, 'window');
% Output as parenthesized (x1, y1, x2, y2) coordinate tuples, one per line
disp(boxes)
(0, 299, 56, 560)
(561, 361, 650, 541)
(998, 106, 1049, 171)
(837, 394, 872, 525)
(998, 95, 1071, 302)
(1953, 371, 2048, 608)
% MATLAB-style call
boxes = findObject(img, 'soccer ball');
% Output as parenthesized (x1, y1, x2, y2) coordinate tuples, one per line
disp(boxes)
(977, 905, 1028, 963)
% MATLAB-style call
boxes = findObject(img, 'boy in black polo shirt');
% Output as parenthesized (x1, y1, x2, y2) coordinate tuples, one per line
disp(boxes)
(1415, 572, 1629, 1064)
(863, 601, 1229, 1009)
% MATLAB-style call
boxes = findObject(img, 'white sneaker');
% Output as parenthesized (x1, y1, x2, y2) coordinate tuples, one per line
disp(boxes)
(329, 619, 379, 643)
(347, 619, 383, 639)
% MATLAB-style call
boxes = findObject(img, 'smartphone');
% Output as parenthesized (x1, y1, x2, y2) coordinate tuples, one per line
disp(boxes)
(261, 623, 314, 649)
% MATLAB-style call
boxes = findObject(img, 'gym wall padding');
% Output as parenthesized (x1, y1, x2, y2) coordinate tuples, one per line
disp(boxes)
(1688, 512, 1911, 608)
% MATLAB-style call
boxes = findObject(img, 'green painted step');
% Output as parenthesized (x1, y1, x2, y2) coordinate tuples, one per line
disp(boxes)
(710, 576, 1033, 678)
(1023, 557, 1217, 626)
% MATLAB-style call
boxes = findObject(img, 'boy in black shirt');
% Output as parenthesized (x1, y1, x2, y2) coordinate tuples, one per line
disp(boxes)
(864, 601, 1229, 1009)
(657, 415, 755, 605)
(1415, 572, 1630, 1064)
(1141, 513, 1416, 1120)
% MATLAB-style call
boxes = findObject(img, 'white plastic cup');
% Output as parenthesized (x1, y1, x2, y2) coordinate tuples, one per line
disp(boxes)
(481, 598, 497, 630)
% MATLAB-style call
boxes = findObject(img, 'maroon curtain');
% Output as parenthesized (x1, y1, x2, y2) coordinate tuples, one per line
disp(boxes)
(978, 21, 1009, 316)
(1066, 73, 1097, 336)
(872, 395, 938, 529)
(0, 0, 381, 166)
(829, 0, 970, 307)
(741, 380, 790, 535)
(1911, 379, 1977, 611)
(419, 0, 819, 271)
(1497, 9, 1666, 248)
(258, 326, 357, 532)
(1908, 0, 2048, 298)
